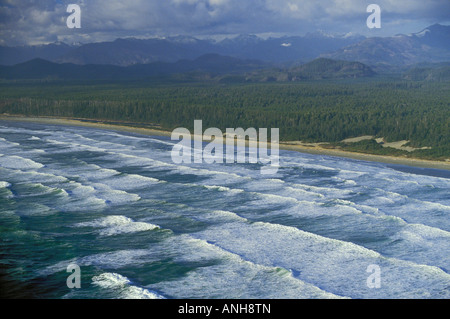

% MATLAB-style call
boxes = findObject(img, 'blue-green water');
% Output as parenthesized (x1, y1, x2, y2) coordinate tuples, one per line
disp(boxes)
(0, 120, 449, 299)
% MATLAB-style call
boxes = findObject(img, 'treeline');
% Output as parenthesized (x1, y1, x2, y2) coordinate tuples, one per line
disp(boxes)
(0, 79, 449, 159)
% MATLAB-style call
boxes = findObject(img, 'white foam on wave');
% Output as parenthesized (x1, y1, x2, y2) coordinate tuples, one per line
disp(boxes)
(17, 182, 66, 197)
(69, 139, 251, 187)
(175, 164, 246, 180)
(28, 136, 41, 141)
(63, 180, 141, 206)
(0, 167, 69, 184)
(337, 169, 367, 180)
(44, 138, 68, 146)
(89, 131, 176, 147)
(332, 176, 358, 185)
(318, 198, 450, 269)
(45, 138, 107, 153)
(56, 181, 106, 211)
(202, 185, 245, 194)
(247, 192, 355, 218)
(39, 249, 156, 276)
(74, 215, 159, 236)
(199, 210, 248, 224)
(265, 178, 285, 183)
(362, 187, 450, 231)
(284, 161, 338, 172)
(290, 182, 354, 197)
(67, 163, 120, 180)
(65, 181, 96, 196)
(92, 183, 142, 204)
(72, 133, 133, 150)
(104, 173, 161, 191)
(253, 192, 302, 205)
(282, 186, 325, 199)
(387, 223, 450, 270)
(163, 182, 449, 274)
(103, 189, 141, 205)
(234, 187, 361, 218)
(0, 126, 50, 135)
(0, 137, 20, 148)
(0, 181, 13, 199)
(109, 150, 248, 181)
(145, 234, 344, 299)
(0, 155, 44, 170)
(92, 272, 165, 299)
(192, 220, 450, 298)
(0, 181, 11, 188)
(109, 153, 157, 166)
(327, 198, 405, 222)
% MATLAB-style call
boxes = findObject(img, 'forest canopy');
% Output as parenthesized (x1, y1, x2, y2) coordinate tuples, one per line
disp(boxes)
(0, 78, 449, 160)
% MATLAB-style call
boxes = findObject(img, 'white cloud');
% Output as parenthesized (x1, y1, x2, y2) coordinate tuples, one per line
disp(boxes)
(0, 0, 448, 45)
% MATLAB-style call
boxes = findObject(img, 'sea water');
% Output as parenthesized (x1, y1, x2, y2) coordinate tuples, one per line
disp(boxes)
(0, 120, 449, 299)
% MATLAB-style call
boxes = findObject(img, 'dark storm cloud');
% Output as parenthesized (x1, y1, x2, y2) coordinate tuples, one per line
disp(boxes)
(0, 0, 449, 45)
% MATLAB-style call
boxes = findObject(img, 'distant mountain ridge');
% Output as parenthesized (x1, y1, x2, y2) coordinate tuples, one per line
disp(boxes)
(245, 58, 375, 82)
(0, 42, 75, 66)
(0, 54, 269, 81)
(0, 32, 365, 66)
(321, 24, 450, 69)
(0, 24, 450, 69)
(402, 63, 450, 82)
(0, 56, 375, 82)
(0, 24, 448, 71)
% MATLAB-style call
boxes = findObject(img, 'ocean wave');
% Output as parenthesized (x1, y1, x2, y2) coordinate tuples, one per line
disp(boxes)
(15, 203, 56, 216)
(0, 137, 20, 147)
(3, 122, 449, 299)
(0, 181, 13, 199)
(90, 183, 142, 205)
(0, 167, 69, 183)
(84, 131, 176, 147)
(0, 126, 50, 135)
(39, 249, 156, 276)
(92, 272, 165, 299)
(61, 180, 141, 206)
(74, 215, 159, 236)
(15, 182, 66, 198)
(45, 138, 107, 153)
(202, 185, 245, 194)
(197, 210, 248, 224)
(104, 173, 162, 191)
(68, 163, 120, 180)
(282, 186, 325, 199)
(146, 235, 345, 299)
(192, 220, 450, 298)
(0, 181, 11, 188)
(0, 155, 44, 170)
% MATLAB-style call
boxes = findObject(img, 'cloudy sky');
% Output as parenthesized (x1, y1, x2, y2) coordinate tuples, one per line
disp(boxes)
(1, 0, 449, 46)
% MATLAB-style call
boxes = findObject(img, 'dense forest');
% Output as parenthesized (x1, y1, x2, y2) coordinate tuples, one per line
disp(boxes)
(0, 78, 449, 160)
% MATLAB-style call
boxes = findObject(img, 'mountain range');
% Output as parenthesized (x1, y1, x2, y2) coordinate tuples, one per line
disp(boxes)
(0, 33, 365, 67)
(0, 55, 376, 82)
(1, 24, 448, 69)
(321, 24, 450, 71)
(0, 24, 449, 82)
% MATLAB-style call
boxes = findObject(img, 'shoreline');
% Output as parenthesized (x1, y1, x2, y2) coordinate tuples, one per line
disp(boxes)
(1, 114, 449, 171)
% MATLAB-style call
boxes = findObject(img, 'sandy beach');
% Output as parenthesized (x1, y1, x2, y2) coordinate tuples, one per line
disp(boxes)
(1, 114, 449, 171)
